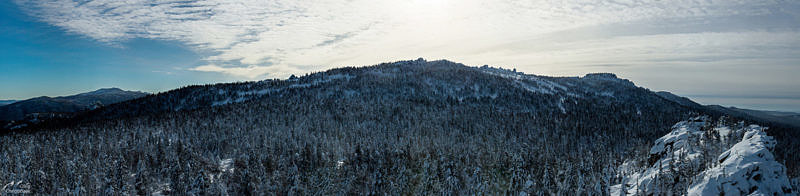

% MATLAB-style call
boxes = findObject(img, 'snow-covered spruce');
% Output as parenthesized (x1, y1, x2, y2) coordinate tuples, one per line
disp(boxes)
(688, 126, 793, 195)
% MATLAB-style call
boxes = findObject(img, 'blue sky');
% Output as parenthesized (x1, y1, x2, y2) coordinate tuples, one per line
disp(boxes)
(1, 0, 800, 112)
(0, 1, 237, 99)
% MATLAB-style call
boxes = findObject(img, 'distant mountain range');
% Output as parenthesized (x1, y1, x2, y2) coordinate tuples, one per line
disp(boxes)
(654, 91, 800, 128)
(0, 88, 147, 121)
(706, 105, 800, 128)
(0, 100, 17, 106)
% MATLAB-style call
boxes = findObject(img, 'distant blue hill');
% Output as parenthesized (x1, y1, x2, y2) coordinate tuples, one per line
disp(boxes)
(0, 100, 16, 106)
(0, 88, 147, 121)
(655, 91, 800, 128)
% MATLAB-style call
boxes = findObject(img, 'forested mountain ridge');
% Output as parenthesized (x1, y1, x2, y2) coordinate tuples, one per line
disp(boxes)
(1, 59, 797, 194)
(80, 58, 687, 123)
(655, 91, 704, 109)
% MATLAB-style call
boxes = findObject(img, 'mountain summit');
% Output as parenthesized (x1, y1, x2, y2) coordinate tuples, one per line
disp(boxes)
(83, 59, 685, 122)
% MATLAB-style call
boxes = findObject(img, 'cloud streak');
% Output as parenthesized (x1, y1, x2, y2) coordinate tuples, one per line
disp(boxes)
(14, 0, 800, 82)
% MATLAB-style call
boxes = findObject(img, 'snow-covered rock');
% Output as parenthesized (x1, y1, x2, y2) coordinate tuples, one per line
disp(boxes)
(688, 126, 793, 196)
(611, 117, 709, 195)
(611, 117, 794, 195)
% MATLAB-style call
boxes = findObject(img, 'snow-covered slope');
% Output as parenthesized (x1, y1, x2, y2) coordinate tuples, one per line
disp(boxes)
(688, 126, 793, 195)
(611, 117, 794, 195)
(479, 66, 569, 95)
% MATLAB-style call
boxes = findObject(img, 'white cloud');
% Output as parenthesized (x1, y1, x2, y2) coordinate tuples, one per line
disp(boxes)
(190, 64, 300, 79)
(14, 0, 800, 80)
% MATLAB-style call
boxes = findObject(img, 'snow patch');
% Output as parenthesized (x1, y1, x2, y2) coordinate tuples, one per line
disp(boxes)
(220, 158, 234, 173)
(152, 183, 172, 195)
(715, 126, 733, 143)
(336, 160, 344, 169)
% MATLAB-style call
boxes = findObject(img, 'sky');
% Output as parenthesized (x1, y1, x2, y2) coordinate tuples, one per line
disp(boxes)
(1, 0, 799, 112)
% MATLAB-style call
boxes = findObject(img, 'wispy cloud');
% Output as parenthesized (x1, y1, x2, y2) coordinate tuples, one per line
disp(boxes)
(14, 0, 800, 81)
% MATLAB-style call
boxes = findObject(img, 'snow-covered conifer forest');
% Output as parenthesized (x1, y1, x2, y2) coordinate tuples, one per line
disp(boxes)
(1, 59, 797, 194)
